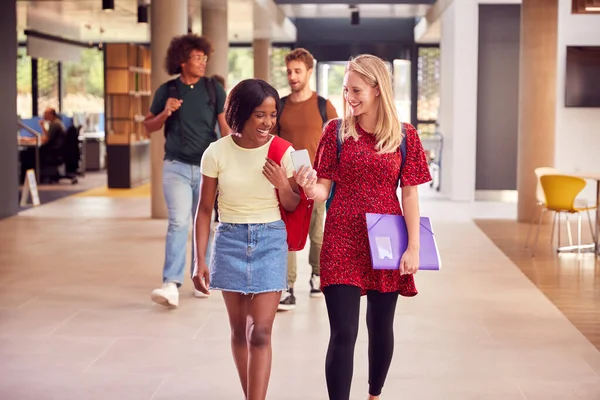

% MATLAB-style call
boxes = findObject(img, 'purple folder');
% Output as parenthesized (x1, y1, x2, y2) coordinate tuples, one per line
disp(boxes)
(366, 213, 441, 271)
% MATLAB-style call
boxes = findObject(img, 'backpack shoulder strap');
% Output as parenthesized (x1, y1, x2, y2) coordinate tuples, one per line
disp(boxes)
(165, 79, 180, 138)
(400, 123, 407, 173)
(267, 136, 292, 166)
(206, 77, 218, 129)
(167, 78, 179, 99)
(397, 123, 408, 187)
(317, 96, 328, 126)
(335, 118, 343, 161)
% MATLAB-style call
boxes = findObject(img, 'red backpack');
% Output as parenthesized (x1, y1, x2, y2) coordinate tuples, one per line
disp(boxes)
(267, 136, 314, 251)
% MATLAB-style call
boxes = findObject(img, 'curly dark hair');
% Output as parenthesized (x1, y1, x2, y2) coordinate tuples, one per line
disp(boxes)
(225, 79, 280, 133)
(164, 34, 212, 75)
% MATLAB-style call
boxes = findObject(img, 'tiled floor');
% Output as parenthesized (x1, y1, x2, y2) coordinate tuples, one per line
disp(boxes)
(18, 171, 107, 211)
(475, 215, 600, 351)
(1, 191, 600, 399)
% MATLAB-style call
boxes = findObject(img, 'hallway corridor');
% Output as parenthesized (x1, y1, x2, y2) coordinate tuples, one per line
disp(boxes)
(1, 193, 600, 399)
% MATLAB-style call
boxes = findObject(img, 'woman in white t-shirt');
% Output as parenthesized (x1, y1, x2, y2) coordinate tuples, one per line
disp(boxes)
(194, 79, 300, 400)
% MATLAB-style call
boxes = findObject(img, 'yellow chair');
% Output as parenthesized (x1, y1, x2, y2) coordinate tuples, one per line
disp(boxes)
(531, 174, 597, 256)
(525, 167, 558, 248)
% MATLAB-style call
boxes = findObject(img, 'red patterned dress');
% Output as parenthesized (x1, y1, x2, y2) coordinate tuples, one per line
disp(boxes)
(314, 120, 432, 297)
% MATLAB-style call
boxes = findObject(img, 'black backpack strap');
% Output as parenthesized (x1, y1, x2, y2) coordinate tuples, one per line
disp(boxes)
(205, 77, 218, 132)
(398, 123, 408, 187)
(335, 118, 342, 161)
(325, 118, 342, 211)
(165, 78, 180, 138)
(317, 95, 328, 126)
(167, 78, 179, 99)
(400, 123, 407, 172)
(276, 95, 288, 136)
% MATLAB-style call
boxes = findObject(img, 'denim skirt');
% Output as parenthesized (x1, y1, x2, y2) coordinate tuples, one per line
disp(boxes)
(210, 220, 288, 294)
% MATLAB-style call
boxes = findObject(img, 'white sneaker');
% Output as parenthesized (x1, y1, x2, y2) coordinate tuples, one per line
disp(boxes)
(193, 288, 210, 298)
(277, 288, 296, 311)
(151, 282, 179, 308)
(309, 274, 323, 298)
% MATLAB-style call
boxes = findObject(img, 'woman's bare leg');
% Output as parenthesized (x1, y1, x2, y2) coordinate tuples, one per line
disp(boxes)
(246, 291, 281, 400)
(222, 292, 250, 397)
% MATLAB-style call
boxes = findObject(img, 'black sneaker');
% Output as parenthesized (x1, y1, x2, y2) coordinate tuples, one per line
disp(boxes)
(310, 273, 323, 298)
(277, 288, 296, 311)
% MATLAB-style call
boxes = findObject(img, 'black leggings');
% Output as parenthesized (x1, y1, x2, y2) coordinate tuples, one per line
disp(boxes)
(324, 285, 399, 400)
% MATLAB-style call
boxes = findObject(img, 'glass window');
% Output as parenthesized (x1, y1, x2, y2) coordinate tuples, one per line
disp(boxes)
(17, 47, 32, 118)
(317, 62, 346, 117)
(393, 59, 411, 123)
(227, 47, 254, 91)
(62, 48, 104, 115)
(37, 58, 60, 115)
(417, 123, 437, 137)
(270, 47, 291, 98)
(416, 47, 441, 131)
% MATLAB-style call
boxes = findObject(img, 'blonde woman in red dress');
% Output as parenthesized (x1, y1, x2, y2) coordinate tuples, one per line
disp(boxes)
(295, 54, 432, 400)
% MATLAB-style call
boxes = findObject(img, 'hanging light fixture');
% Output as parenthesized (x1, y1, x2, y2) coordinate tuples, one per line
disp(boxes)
(349, 5, 359, 26)
(137, 4, 148, 23)
(102, 0, 114, 12)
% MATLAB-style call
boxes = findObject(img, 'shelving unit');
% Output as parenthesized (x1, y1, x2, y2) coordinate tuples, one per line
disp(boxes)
(104, 43, 152, 188)
(104, 43, 151, 145)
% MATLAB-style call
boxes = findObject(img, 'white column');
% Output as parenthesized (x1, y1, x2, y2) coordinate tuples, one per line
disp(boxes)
(0, 0, 18, 218)
(201, 3, 228, 78)
(253, 39, 271, 81)
(150, 0, 188, 219)
(253, 1, 272, 82)
(438, 0, 479, 202)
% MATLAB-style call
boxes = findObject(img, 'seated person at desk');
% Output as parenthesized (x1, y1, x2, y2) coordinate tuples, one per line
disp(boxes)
(19, 108, 66, 148)
(21, 108, 67, 182)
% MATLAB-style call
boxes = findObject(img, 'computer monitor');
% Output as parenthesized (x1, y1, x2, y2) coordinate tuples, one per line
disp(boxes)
(18, 116, 42, 138)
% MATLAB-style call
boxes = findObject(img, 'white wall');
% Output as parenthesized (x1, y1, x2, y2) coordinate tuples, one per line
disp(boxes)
(555, 0, 600, 201)
(439, 0, 479, 201)
(439, 0, 599, 203)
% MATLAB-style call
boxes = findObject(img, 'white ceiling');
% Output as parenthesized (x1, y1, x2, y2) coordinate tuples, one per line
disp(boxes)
(16, 0, 296, 44)
(278, 3, 431, 19)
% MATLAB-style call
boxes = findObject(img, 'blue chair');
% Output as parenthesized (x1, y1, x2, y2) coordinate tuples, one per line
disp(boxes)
(60, 115, 74, 130)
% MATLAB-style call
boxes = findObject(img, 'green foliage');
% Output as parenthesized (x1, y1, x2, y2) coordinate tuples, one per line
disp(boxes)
(62, 48, 104, 97)
(17, 47, 31, 94)
(37, 58, 59, 95)
(270, 47, 291, 94)
(326, 63, 345, 97)
(227, 48, 254, 89)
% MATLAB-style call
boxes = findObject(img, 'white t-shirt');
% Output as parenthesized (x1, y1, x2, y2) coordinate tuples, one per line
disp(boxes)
(201, 135, 295, 224)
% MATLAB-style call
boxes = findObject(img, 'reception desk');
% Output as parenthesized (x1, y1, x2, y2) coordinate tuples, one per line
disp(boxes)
(106, 140, 150, 189)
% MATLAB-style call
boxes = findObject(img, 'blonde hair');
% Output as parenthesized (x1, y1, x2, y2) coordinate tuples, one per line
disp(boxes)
(339, 54, 402, 154)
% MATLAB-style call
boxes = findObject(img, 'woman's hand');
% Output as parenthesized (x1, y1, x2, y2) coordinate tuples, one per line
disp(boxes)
(294, 166, 317, 195)
(399, 247, 419, 275)
(263, 158, 290, 190)
(192, 261, 211, 295)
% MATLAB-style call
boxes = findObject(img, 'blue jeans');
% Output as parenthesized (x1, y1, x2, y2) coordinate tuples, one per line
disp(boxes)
(162, 159, 212, 286)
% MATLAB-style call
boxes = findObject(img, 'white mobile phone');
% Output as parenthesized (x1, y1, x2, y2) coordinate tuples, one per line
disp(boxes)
(290, 149, 312, 173)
